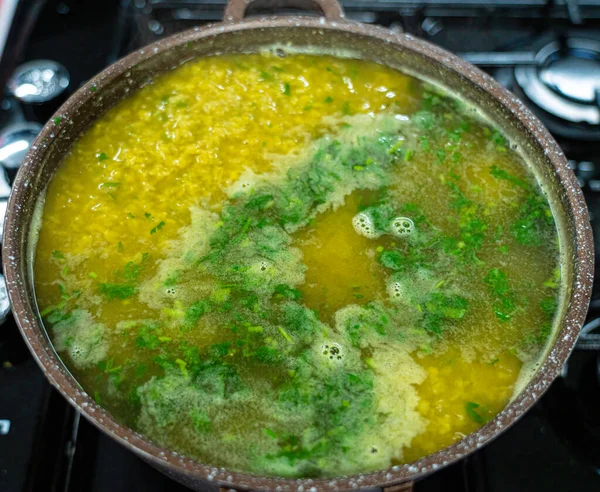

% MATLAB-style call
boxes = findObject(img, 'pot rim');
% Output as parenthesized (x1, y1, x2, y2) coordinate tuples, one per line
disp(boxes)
(2, 14, 594, 491)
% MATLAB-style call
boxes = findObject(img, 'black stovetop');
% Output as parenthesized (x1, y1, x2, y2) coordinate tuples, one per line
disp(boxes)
(2, 1, 600, 491)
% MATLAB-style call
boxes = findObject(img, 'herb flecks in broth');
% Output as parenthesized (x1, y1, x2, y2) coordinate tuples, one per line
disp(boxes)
(34, 53, 560, 478)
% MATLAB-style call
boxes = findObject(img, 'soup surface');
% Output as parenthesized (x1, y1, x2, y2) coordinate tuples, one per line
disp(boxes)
(34, 52, 560, 478)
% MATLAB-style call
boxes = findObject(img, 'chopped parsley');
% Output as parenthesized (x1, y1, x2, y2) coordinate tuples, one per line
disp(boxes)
(485, 268, 516, 321)
(98, 283, 135, 300)
(150, 221, 165, 235)
(52, 250, 66, 261)
(512, 193, 554, 247)
(490, 165, 529, 190)
(465, 401, 487, 424)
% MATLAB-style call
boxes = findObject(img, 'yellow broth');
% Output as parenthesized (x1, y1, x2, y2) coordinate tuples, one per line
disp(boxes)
(34, 52, 560, 477)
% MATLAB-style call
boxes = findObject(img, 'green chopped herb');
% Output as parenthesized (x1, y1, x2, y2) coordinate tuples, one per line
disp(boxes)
(490, 166, 529, 190)
(273, 284, 302, 301)
(465, 401, 487, 424)
(52, 250, 65, 261)
(485, 268, 516, 321)
(540, 296, 557, 318)
(543, 269, 560, 289)
(422, 293, 468, 335)
(512, 192, 554, 247)
(98, 358, 121, 374)
(412, 110, 435, 130)
(185, 300, 210, 326)
(98, 283, 135, 300)
(39, 305, 58, 317)
(150, 221, 165, 235)
(175, 358, 188, 377)
(264, 427, 278, 439)
(436, 149, 446, 163)
(490, 129, 508, 149)
(277, 326, 294, 343)
(134, 364, 148, 378)
(191, 410, 211, 433)
(135, 323, 160, 349)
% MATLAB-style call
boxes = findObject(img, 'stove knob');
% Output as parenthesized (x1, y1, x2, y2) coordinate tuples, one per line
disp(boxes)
(6, 60, 70, 122)
(0, 122, 42, 172)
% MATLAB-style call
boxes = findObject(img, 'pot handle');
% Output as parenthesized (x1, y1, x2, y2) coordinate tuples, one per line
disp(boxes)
(224, 0, 345, 23)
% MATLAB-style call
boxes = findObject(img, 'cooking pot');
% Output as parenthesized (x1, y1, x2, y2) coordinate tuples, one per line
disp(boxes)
(2, 0, 594, 490)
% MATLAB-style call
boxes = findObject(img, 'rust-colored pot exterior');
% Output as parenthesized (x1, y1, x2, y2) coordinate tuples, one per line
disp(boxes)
(2, 0, 594, 490)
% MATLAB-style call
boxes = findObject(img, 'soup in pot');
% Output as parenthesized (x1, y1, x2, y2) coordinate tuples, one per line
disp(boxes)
(34, 52, 560, 478)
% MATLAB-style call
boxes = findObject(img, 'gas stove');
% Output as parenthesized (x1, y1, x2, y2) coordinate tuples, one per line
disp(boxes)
(2, 1, 600, 491)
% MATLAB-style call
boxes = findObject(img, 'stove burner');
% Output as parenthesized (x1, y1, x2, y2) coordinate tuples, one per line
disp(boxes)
(576, 314, 600, 350)
(7, 59, 70, 105)
(515, 38, 600, 126)
(0, 122, 41, 170)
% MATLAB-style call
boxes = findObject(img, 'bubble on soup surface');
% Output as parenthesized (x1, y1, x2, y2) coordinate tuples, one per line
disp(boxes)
(388, 281, 404, 300)
(352, 213, 379, 239)
(321, 342, 344, 361)
(390, 217, 414, 237)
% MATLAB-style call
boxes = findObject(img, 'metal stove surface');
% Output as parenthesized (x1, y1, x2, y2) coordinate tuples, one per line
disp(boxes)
(2, 1, 600, 491)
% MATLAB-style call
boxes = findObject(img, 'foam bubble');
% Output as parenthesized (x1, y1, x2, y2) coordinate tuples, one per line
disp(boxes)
(224, 168, 261, 197)
(352, 213, 380, 239)
(390, 217, 414, 237)
(321, 342, 344, 361)
(52, 309, 108, 369)
(387, 281, 404, 300)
